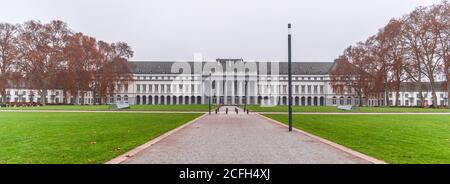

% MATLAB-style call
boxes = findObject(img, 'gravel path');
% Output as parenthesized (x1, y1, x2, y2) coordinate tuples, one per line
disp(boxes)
(124, 106, 370, 164)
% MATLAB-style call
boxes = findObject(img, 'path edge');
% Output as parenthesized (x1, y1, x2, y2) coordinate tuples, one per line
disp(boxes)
(105, 113, 208, 164)
(256, 113, 387, 164)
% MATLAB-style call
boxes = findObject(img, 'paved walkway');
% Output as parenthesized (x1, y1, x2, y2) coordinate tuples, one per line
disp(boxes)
(124, 106, 370, 164)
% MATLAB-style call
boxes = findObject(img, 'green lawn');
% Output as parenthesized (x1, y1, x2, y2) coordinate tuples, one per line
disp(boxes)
(0, 105, 111, 111)
(265, 114, 450, 164)
(0, 112, 201, 164)
(129, 105, 217, 112)
(0, 105, 217, 112)
(246, 105, 450, 113)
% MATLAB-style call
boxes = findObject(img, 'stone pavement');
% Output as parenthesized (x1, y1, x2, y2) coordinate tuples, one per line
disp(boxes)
(124, 106, 371, 164)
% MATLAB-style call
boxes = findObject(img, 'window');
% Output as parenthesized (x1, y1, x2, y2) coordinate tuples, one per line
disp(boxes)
(301, 85, 306, 93)
(405, 94, 409, 98)
(332, 97, 337, 105)
(307, 85, 312, 94)
(136, 84, 141, 92)
(320, 86, 324, 94)
(149, 85, 153, 92)
(314, 85, 318, 94)
(143, 85, 147, 92)
(161, 85, 165, 93)
(295, 86, 299, 94)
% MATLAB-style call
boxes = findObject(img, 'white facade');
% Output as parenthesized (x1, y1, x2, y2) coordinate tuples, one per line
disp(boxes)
(2, 60, 448, 107)
(0, 89, 94, 105)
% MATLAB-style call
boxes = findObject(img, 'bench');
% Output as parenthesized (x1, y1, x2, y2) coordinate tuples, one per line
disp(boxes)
(337, 105, 354, 111)
(111, 103, 130, 110)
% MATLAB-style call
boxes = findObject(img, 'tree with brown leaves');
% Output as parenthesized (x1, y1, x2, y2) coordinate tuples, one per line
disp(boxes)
(0, 23, 20, 104)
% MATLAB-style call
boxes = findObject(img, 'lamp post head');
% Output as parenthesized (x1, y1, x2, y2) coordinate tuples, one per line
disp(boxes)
(288, 23, 292, 35)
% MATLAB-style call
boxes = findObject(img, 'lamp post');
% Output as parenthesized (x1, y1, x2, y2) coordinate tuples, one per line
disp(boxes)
(244, 80, 248, 111)
(288, 23, 293, 132)
(209, 72, 212, 115)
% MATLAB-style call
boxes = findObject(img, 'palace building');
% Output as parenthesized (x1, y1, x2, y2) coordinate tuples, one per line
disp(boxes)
(115, 59, 448, 107)
(1, 59, 448, 107)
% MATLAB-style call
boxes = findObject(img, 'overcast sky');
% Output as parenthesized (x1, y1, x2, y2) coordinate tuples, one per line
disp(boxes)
(0, 0, 443, 62)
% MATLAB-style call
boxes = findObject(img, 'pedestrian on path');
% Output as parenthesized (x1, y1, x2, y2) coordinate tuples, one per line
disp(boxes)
(226, 108, 228, 114)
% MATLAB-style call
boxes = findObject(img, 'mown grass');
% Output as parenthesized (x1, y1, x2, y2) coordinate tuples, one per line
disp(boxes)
(0, 112, 201, 164)
(0, 105, 111, 111)
(266, 114, 450, 164)
(246, 105, 450, 113)
(0, 105, 217, 112)
(129, 105, 217, 112)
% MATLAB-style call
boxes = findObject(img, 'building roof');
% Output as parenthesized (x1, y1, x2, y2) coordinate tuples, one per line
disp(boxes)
(129, 61, 335, 75)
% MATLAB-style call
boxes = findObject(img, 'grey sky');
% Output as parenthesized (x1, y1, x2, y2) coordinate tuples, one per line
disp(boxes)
(0, 0, 443, 62)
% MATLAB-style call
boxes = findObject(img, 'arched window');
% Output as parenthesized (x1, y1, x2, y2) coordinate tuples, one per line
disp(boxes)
(124, 95, 129, 104)
(117, 95, 122, 103)
(136, 96, 141, 105)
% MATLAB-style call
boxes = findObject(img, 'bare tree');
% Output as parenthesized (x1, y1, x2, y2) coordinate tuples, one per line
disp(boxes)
(0, 23, 20, 104)
(18, 20, 71, 105)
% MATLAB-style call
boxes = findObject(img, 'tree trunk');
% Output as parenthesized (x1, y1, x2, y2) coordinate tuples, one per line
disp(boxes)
(74, 91, 79, 105)
(81, 91, 85, 105)
(384, 90, 389, 107)
(62, 90, 68, 104)
(448, 82, 450, 108)
(40, 89, 47, 106)
(1, 89, 5, 105)
(395, 90, 400, 107)
(446, 63, 450, 108)
(429, 76, 438, 108)
(358, 92, 363, 107)
(416, 80, 424, 107)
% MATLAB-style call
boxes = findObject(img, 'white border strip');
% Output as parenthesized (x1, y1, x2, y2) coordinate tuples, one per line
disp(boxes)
(257, 113, 387, 164)
(105, 113, 207, 164)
